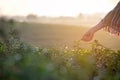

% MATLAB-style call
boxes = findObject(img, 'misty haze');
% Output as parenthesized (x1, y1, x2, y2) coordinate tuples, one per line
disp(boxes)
(0, 0, 120, 80)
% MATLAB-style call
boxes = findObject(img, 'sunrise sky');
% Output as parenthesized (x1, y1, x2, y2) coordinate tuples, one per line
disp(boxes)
(0, 0, 119, 17)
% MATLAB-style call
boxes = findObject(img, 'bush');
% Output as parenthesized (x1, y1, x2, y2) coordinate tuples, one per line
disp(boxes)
(0, 18, 120, 80)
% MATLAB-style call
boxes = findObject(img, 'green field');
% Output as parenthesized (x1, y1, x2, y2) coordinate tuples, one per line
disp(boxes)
(18, 22, 120, 50)
(1, 19, 120, 80)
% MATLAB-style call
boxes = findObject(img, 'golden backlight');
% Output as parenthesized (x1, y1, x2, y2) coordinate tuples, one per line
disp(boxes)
(0, 0, 119, 16)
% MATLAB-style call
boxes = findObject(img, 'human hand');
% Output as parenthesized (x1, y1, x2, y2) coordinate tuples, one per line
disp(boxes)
(81, 29, 95, 42)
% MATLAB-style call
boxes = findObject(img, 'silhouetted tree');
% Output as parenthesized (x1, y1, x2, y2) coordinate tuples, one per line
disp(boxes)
(78, 13, 84, 19)
(26, 14, 38, 20)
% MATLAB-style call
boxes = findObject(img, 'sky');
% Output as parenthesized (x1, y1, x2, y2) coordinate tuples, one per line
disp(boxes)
(0, 0, 119, 17)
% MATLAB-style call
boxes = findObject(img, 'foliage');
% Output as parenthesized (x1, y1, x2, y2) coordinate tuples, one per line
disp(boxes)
(0, 18, 120, 80)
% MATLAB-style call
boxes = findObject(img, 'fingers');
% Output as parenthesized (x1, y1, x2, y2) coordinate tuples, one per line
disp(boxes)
(81, 33, 94, 42)
(81, 36, 92, 42)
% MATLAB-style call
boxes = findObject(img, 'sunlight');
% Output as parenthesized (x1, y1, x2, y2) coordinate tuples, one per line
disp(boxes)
(0, 0, 119, 16)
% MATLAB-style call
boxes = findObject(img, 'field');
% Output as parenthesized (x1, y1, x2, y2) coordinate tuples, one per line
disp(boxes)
(1, 19, 120, 80)
(18, 22, 120, 49)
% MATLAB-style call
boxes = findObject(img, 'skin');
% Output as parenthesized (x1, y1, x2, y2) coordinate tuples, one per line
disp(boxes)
(81, 20, 105, 41)
(81, 1, 120, 42)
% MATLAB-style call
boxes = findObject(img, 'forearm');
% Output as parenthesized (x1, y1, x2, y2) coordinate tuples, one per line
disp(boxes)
(89, 20, 105, 33)
(90, 10, 114, 33)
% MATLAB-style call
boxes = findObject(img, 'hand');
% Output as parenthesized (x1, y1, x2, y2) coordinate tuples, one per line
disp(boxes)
(81, 22, 103, 42)
(81, 29, 95, 42)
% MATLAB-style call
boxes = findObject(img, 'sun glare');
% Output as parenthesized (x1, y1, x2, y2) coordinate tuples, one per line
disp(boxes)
(0, 0, 119, 16)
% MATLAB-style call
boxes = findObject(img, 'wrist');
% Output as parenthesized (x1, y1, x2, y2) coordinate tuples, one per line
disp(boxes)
(91, 22, 104, 33)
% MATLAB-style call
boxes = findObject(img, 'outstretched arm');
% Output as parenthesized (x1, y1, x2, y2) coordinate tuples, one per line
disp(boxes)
(81, 20, 104, 41)
(81, 10, 114, 41)
(81, 1, 120, 42)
